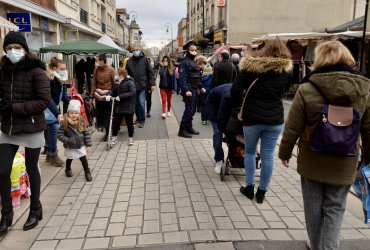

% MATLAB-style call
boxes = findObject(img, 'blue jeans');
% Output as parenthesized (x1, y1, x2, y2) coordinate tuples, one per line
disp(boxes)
(211, 122, 224, 162)
(136, 89, 146, 123)
(180, 88, 198, 129)
(47, 122, 59, 153)
(243, 124, 283, 191)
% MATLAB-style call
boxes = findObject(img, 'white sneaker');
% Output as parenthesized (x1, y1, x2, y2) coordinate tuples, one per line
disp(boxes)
(127, 138, 134, 146)
(215, 161, 223, 174)
(161, 113, 166, 119)
(111, 136, 117, 145)
(167, 112, 171, 117)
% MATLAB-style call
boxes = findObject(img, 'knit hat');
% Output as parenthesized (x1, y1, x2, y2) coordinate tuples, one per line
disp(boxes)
(202, 64, 213, 76)
(67, 100, 81, 113)
(3, 31, 29, 52)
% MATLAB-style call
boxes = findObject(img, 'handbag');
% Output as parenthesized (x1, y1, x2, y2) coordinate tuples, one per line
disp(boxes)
(237, 78, 259, 121)
(226, 108, 243, 134)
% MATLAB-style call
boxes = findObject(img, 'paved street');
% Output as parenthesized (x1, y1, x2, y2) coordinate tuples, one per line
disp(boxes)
(0, 91, 369, 250)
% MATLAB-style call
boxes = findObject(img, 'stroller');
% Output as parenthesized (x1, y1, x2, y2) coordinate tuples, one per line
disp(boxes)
(221, 132, 261, 181)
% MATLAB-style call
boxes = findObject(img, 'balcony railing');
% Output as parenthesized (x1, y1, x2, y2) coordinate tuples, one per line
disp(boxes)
(102, 22, 106, 33)
(79, 8, 89, 25)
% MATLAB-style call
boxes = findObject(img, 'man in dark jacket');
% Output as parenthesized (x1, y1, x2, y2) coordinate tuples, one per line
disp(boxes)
(204, 83, 232, 174)
(126, 46, 155, 128)
(211, 51, 237, 89)
(178, 44, 204, 138)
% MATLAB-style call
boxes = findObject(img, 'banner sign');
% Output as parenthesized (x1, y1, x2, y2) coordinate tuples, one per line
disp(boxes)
(6, 13, 32, 32)
(217, 0, 226, 8)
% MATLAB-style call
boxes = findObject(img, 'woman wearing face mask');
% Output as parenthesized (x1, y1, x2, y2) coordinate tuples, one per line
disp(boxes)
(0, 32, 50, 236)
(43, 57, 71, 167)
(159, 55, 177, 119)
(178, 43, 204, 138)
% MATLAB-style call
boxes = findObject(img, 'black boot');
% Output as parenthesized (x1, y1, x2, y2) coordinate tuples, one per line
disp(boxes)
(0, 209, 14, 236)
(178, 128, 192, 138)
(84, 168, 92, 182)
(186, 125, 199, 135)
(65, 168, 73, 177)
(240, 185, 255, 200)
(255, 187, 266, 204)
(23, 204, 42, 231)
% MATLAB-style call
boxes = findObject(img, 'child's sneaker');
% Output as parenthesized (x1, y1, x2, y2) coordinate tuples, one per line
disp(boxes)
(206, 121, 210, 125)
(111, 136, 117, 145)
(128, 138, 134, 146)
(215, 161, 223, 174)
(161, 113, 166, 119)
(202, 120, 206, 125)
(167, 112, 171, 117)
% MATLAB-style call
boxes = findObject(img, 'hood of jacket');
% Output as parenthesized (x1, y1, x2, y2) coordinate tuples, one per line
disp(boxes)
(308, 72, 370, 103)
(2, 56, 45, 72)
(239, 55, 293, 74)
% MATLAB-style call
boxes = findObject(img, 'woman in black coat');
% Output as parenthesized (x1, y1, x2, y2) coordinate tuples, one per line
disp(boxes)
(0, 32, 50, 236)
(111, 68, 136, 146)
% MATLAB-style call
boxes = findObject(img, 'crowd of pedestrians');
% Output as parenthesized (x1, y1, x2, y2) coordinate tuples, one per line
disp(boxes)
(0, 30, 369, 250)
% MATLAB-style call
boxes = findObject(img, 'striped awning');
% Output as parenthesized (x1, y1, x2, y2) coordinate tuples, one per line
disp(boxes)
(0, 15, 19, 39)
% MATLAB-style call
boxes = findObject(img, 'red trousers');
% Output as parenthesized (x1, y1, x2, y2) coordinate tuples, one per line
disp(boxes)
(160, 89, 173, 113)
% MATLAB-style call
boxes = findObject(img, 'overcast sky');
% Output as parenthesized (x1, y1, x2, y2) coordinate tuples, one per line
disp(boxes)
(116, 0, 187, 48)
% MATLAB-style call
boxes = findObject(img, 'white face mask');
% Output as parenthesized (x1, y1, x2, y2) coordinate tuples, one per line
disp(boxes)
(133, 51, 141, 57)
(6, 48, 25, 64)
(163, 62, 168, 66)
(241, 51, 245, 57)
(189, 51, 197, 56)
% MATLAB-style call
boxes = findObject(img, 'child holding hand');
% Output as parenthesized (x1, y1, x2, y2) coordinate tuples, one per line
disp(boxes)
(57, 100, 93, 181)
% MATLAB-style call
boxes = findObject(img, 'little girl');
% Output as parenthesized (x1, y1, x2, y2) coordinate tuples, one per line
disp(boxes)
(57, 100, 93, 181)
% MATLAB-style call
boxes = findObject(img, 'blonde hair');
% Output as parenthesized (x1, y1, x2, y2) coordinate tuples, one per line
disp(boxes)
(313, 41, 356, 70)
(63, 113, 87, 132)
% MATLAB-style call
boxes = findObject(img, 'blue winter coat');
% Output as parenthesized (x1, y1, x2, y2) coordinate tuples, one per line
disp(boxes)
(47, 78, 70, 119)
(159, 67, 177, 91)
(204, 83, 232, 123)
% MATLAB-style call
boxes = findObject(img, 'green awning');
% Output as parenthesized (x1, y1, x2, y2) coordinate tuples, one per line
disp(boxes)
(39, 39, 128, 55)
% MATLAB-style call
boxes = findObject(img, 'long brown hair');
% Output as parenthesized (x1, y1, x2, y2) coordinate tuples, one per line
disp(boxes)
(256, 39, 292, 59)
(63, 112, 87, 132)
(49, 57, 65, 70)
(162, 55, 174, 75)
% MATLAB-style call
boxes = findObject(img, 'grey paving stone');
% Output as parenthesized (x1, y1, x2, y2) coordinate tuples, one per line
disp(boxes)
(55, 232, 68, 240)
(98, 198, 114, 208)
(228, 210, 248, 222)
(180, 217, 198, 230)
(94, 207, 112, 218)
(161, 212, 178, 225)
(83, 237, 110, 249)
(261, 210, 281, 222)
(177, 207, 194, 218)
(189, 230, 215, 242)
(86, 230, 105, 238)
(144, 209, 160, 220)
(66, 210, 79, 221)
(233, 221, 251, 229)
(46, 215, 67, 227)
(138, 233, 163, 245)
(54, 205, 72, 216)
(195, 242, 235, 250)
(215, 230, 241, 241)
(31, 240, 58, 250)
(281, 216, 305, 229)
(288, 229, 308, 240)
(195, 212, 214, 223)
(68, 225, 88, 238)
(206, 197, 222, 206)
(90, 218, 108, 231)
(273, 206, 295, 217)
(215, 217, 234, 229)
(130, 196, 145, 205)
(249, 216, 269, 229)
(116, 193, 130, 202)
(264, 229, 292, 240)
(113, 201, 128, 212)
(128, 205, 144, 216)
(211, 206, 228, 217)
(268, 221, 287, 228)
(162, 224, 179, 232)
(37, 227, 59, 240)
(161, 202, 176, 212)
(241, 205, 261, 216)
(341, 229, 367, 239)
(124, 227, 141, 235)
(110, 211, 127, 223)
(126, 215, 143, 227)
(106, 223, 125, 236)
(56, 239, 84, 250)
(239, 229, 266, 240)
(84, 195, 100, 204)
(143, 220, 160, 233)
(164, 231, 189, 243)
(111, 235, 137, 248)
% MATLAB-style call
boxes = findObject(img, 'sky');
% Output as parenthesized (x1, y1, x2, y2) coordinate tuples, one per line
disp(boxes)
(116, 0, 187, 48)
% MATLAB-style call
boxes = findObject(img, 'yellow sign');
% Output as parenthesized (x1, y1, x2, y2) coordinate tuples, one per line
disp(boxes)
(214, 31, 223, 43)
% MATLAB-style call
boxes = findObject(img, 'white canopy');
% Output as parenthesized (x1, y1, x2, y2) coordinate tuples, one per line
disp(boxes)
(97, 34, 126, 54)
(253, 31, 370, 41)
(0, 16, 19, 31)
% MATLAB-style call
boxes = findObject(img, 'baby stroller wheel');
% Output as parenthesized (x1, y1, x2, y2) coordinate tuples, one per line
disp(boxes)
(220, 163, 226, 181)
(106, 144, 111, 151)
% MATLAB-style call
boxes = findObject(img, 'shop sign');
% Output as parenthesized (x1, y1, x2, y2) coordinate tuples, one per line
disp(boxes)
(6, 13, 32, 32)
(214, 31, 223, 43)
(40, 17, 49, 31)
(217, 0, 226, 8)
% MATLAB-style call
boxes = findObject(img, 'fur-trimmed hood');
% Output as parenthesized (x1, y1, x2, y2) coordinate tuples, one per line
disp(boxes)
(239, 55, 293, 74)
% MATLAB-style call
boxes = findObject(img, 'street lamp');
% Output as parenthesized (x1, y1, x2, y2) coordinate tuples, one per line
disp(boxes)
(128, 11, 138, 21)
(165, 23, 173, 53)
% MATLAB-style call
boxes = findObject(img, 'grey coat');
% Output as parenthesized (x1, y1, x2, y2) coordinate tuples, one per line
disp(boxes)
(57, 123, 92, 149)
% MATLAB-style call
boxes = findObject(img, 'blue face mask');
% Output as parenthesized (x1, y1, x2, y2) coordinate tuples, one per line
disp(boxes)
(58, 71, 66, 78)
(6, 48, 25, 64)
(240, 51, 245, 57)
(114, 75, 119, 81)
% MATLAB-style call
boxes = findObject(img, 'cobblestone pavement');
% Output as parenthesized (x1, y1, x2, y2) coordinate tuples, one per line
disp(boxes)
(26, 138, 370, 249)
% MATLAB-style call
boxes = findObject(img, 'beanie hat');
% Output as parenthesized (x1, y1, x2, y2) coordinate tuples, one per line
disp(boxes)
(67, 100, 81, 113)
(3, 31, 29, 52)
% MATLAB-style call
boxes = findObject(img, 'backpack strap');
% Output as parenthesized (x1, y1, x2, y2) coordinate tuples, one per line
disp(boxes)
(308, 80, 328, 103)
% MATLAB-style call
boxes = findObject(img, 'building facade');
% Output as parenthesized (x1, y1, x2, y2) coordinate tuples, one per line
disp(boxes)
(177, 18, 187, 53)
(186, 0, 361, 48)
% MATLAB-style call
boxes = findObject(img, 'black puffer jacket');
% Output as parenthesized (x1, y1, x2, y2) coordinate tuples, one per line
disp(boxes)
(230, 55, 293, 125)
(112, 77, 136, 114)
(0, 56, 50, 134)
(126, 52, 155, 91)
(57, 123, 92, 149)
